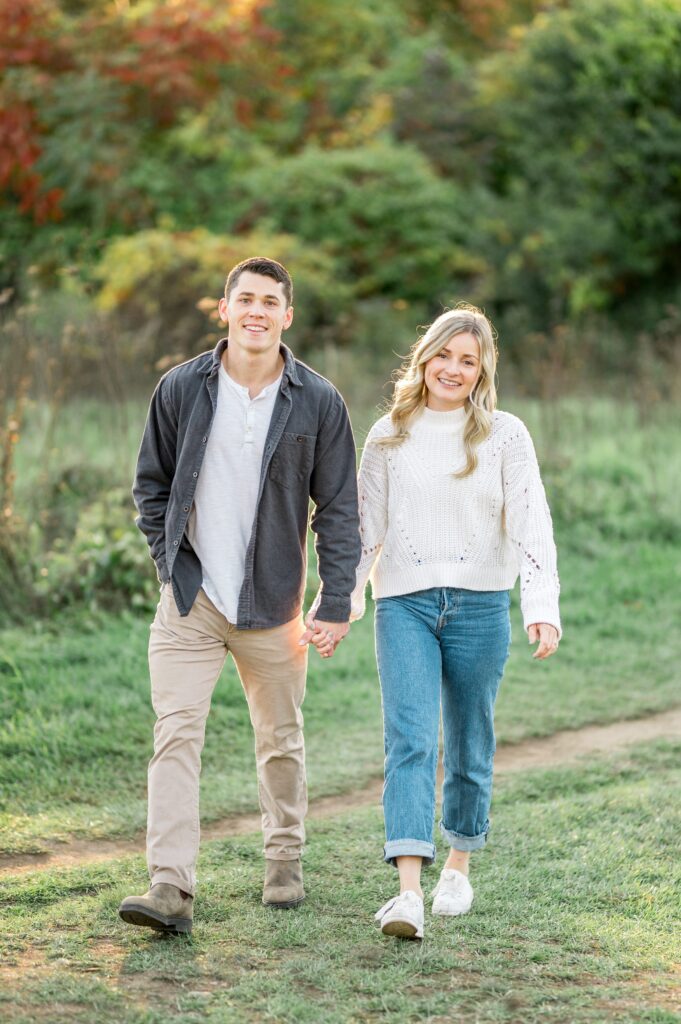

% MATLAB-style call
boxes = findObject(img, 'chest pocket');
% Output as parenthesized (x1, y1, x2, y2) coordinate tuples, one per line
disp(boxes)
(269, 432, 316, 487)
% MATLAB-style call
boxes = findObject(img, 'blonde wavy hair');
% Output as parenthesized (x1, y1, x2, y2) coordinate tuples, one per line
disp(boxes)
(377, 304, 498, 477)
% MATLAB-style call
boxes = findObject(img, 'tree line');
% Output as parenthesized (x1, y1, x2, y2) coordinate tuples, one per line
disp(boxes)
(1, 0, 681, 377)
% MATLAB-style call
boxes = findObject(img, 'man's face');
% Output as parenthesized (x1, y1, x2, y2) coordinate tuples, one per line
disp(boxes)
(218, 271, 293, 358)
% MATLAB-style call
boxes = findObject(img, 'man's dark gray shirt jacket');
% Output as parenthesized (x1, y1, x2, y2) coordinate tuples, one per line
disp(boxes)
(133, 339, 360, 628)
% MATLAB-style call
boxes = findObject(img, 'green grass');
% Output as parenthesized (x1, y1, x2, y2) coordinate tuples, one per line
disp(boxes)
(2, 394, 679, 850)
(1, 534, 680, 854)
(1, 740, 679, 1024)
(5, 316, 681, 1022)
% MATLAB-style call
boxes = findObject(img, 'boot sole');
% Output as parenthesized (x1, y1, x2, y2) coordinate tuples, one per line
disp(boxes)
(119, 904, 192, 934)
(262, 895, 305, 909)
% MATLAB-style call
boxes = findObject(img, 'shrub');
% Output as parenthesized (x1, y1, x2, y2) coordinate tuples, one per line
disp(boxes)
(94, 227, 352, 364)
(225, 141, 484, 304)
(35, 488, 158, 613)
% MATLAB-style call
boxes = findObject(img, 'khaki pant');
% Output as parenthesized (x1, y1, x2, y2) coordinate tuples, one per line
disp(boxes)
(146, 584, 308, 895)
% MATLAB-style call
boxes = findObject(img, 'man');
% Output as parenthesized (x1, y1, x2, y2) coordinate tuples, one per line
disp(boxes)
(119, 257, 360, 935)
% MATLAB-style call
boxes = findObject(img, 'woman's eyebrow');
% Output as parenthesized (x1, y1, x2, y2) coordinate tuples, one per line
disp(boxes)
(444, 349, 479, 359)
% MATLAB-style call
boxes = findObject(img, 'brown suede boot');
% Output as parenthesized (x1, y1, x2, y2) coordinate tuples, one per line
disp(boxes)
(118, 883, 193, 934)
(262, 858, 305, 909)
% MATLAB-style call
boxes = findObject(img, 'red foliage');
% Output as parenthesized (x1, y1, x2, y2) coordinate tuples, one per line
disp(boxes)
(0, 0, 72, 221)
(0, 0, 72, 71)
(97, 2, 281, 128)
(0, 101, 62, 222)
(0, 0, 286, 219)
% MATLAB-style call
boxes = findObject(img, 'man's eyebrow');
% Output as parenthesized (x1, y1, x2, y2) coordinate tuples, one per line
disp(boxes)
(236, 290, 281, 301)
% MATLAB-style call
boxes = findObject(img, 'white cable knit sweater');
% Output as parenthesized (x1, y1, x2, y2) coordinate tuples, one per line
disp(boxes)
(351, 406, 561, 634)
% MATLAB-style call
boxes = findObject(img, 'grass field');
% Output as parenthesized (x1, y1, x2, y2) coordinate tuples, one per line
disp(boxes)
(1, 391, 680, 1021)
(1, 739, 679, 1024)
(2, 396, 681, 854)
(1, 533, 680, 856)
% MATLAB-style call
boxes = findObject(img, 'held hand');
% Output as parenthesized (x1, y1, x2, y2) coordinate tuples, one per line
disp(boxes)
(299, 614, 350, 659)
(528, 622, 559, 660)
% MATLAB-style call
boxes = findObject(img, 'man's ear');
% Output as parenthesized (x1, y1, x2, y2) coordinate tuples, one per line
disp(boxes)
(218, 297, 228, 322)
(283, 305, 294, 330)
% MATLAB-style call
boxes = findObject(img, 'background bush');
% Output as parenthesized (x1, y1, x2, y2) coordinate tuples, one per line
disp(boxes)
(2, 0, 680, 360)
(2, 0, 681, 620)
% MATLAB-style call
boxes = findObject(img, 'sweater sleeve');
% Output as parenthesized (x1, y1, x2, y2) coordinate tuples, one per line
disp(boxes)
(501, 419, 561, 636)
(349, 423, 390, 620)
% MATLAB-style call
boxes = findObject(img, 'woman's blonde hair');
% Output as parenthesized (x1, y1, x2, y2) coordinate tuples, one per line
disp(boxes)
(378, 304, 498, 477)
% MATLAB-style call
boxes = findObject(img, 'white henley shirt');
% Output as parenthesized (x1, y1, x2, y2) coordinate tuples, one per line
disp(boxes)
(186, 362, 282, 622)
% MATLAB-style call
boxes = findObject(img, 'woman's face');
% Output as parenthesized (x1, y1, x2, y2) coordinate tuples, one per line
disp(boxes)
(423, 332, 481, 411)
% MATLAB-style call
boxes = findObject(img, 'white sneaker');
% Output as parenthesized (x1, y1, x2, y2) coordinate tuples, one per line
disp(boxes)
(431, 869, 474, 916)
(374, 890, 424, 939)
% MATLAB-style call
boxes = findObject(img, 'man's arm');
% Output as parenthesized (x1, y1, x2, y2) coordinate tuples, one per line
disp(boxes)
(307, 390, 361, 627)
(132, 377, 177, 583)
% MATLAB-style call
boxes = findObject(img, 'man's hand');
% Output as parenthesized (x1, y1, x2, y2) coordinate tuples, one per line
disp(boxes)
(528, 622, 559, 660)
(299, 614, 350, 659)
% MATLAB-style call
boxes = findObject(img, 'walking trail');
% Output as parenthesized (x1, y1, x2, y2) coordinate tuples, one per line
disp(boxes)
(2, 706, 680, 879)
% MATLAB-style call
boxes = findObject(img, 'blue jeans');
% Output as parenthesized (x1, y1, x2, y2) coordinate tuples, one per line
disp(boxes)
(375, 588, 511, 866)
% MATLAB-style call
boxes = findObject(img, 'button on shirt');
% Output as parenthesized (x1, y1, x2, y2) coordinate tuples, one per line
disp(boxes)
(186, 363, 283, 622)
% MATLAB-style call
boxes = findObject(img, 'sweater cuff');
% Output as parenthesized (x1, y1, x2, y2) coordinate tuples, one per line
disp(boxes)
(350, 588, 367, 622)
(521, 594, 561, 640)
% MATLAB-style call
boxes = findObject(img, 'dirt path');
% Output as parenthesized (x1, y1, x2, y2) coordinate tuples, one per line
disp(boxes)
(2, 706, 680, 879)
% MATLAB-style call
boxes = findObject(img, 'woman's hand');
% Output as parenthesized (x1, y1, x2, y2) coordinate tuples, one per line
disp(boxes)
(528, 622, 559, 660)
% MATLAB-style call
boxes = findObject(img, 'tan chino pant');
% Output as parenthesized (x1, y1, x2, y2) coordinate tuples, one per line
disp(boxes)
(146, 584, 308, 895)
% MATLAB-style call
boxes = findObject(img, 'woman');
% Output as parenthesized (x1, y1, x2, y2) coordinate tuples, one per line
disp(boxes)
(351, 305, 560, 940)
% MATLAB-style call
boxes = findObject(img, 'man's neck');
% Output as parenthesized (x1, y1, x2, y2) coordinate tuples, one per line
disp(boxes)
(222, 346, 284, 399)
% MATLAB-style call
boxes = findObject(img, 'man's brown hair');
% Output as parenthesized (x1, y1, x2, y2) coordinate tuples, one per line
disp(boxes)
(225, 257, 293, 307)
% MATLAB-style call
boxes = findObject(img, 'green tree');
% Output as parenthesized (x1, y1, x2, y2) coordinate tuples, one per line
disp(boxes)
(224, 141, 484, 304)
(0, 0, 284, 285)
(477, 0, 681, 331)
(94, 227, 352, 361)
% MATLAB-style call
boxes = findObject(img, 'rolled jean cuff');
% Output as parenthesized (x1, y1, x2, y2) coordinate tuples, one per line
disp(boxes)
(384, 839, 436, 867)
(439, 819, 489, 852)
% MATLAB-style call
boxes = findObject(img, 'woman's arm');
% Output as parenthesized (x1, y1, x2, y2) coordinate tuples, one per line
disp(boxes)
(350, 424, 390, 620)
(501, 418, 561, 639)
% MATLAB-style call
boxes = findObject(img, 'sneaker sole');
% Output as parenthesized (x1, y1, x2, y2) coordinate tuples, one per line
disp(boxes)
(119, 905, 192, 934)
(381, 918, 422, 940)
(431, 901, 473, 917)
